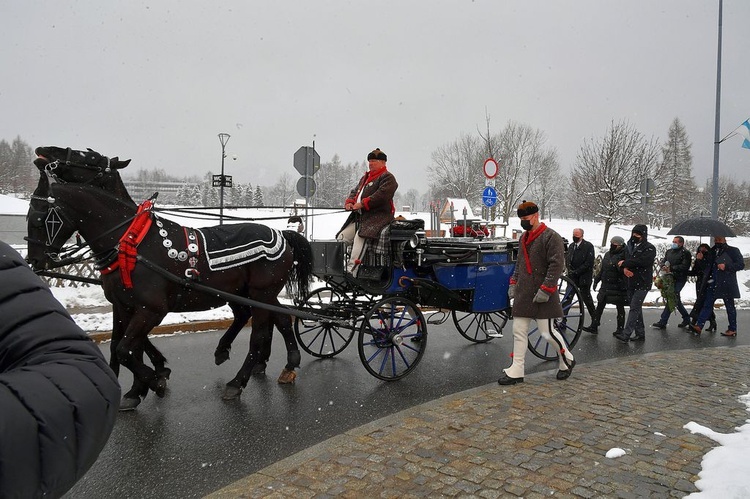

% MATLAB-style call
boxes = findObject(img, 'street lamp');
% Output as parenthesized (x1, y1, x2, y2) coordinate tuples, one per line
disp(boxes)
(218, 133, 230, 225)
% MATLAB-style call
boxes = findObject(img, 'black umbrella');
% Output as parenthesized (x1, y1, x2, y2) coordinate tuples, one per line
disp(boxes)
(667, 217, 736, 237)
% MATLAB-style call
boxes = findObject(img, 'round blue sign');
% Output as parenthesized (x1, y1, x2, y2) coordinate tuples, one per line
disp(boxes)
(482, 186, 497, 207)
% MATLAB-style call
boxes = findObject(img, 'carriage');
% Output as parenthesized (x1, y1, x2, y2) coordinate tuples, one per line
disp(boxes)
(26, 146, 584, 409)
(293, 219, 584, 380)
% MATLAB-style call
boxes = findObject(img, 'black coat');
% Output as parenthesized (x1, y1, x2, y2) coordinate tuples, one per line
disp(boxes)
(621, 238, 656, 291)
(660, 246, 692, 282)
(0, 241, 120, 498)
(594, 246, 628, 305)
(565, 239, 595, 287)
(698, 243, 745, 300)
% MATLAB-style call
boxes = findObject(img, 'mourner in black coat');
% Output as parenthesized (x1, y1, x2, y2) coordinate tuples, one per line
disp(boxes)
(0, 240, 120, 498)
(583, 236, 628, 335)
(615, 224, 656, 343)
(565, 228, 596, 321)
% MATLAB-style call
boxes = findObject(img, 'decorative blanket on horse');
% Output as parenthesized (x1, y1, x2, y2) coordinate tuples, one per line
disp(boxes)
(197, 224, 287, 271)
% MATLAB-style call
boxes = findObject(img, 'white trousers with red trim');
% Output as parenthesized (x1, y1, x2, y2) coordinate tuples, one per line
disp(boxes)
(503, 316, 574, 378)
(337, 221, 367, 275)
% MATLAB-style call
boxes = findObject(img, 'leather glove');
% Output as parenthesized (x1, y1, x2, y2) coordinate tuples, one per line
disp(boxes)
(533, 288, 552, 303)
(508, 283, 516, 300)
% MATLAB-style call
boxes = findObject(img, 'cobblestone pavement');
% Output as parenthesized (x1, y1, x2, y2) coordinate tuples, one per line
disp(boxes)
(207, 346, 750, 498)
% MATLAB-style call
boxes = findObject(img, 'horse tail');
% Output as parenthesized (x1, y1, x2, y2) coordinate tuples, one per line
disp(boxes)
(282, 230, 313, 301)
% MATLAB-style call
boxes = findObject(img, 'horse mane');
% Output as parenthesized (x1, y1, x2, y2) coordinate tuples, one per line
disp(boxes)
(51, 182, 139, 213)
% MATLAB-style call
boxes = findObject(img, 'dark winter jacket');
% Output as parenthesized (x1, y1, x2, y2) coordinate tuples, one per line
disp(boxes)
(594, 245, 628, 305)
(659, 246, 692, 282)
(565, 239, 595, 287)
(0, 241, 120, 498)
(698, 243, 745, 300)
(337, 167, 398, 239)
(511, 224, 565, 319)
(689, 252, 710, 291)
(621, 237, 657, 292)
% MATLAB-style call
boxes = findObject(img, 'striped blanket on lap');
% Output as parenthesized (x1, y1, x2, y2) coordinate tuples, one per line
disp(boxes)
(197, 223, 286, 271)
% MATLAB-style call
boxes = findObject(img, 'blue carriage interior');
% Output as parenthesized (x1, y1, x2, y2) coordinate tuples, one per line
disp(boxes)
(310, 219, 519, 314)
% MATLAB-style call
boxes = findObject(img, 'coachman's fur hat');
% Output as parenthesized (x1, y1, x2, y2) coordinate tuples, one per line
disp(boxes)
(367, 148, 387, 161)
(516, 200, 539, 217)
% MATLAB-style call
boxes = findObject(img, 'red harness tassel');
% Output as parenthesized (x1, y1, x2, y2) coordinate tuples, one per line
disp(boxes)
(116, 199, 154, 288)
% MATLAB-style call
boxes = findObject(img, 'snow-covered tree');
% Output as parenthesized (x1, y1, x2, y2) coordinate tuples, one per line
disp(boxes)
(568, 120, 661, 246)
(253, 186, 264, 207)
(655, 117, 698, 225)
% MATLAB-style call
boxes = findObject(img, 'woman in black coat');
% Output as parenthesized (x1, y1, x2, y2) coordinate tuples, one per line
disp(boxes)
(0, 240, 120, 498)
(688, 243, 716, 331)
(583, 236, 628, 335)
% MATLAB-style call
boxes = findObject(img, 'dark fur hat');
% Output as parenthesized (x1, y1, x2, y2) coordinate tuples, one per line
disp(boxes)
(516, 200, 539, 217)
(367, 148, 387, 161)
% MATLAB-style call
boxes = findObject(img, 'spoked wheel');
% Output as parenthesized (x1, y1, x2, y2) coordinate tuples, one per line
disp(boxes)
(358, 297, 427, 381)
(528, 275, 584, 361)
(294, 287, 356, 358)
(452, 310, 509, 343)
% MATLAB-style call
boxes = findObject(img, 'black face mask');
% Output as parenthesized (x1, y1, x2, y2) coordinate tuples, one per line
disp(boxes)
(715, 242, 726, 249)
(610, 245, 619, 252)
(572, 236, 580, 243)
(520, 220, 533, 231)
(631, 236, 642, 244)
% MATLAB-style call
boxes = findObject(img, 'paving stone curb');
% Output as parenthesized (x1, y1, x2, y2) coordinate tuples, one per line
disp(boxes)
(207, 346, 750, 498)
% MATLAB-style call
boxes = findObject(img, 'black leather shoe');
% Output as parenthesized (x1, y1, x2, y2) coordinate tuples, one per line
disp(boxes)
(582, 324, 598, 334)
(614, 332, 630, 343)
(651, 322, 666, 330)
(677, 320, 690, 328)
(497, 373, 524, 385)
(631, 335, 645, 342)
(706, 321, 717, 332)
(556, 359, 576, 380)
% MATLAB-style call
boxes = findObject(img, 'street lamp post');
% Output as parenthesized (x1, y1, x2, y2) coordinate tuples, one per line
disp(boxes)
(218, 133, 231, 225)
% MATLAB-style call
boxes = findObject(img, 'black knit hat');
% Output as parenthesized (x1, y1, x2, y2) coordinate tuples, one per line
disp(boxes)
(632, 224, 648, 237)
(367, 148, 387, 161)
(516, 200, 539, 217)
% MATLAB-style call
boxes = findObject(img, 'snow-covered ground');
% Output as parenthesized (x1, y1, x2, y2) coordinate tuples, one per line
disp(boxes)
(3, 196, 750, 496)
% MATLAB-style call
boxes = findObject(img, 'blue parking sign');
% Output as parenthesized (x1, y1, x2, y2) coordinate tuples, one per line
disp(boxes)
(482, 186, 497, 207)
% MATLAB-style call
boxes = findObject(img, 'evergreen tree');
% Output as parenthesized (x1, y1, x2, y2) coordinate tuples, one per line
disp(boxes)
(657, 118, 698, 225)
(254, 186, 264, 207)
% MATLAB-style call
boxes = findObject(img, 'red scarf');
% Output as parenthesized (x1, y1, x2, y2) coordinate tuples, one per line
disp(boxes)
(520, 223, 547, 274)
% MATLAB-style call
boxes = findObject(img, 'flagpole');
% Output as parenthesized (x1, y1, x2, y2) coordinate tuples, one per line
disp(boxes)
(710, 0, 723, 220)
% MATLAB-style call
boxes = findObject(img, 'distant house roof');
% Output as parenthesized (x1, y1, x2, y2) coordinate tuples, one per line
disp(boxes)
(440, 198, 475, 223)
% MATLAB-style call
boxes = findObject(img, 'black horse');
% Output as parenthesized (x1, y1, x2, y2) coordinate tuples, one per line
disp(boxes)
(27, 180, 313, 410)
(27, 146, 274, 377)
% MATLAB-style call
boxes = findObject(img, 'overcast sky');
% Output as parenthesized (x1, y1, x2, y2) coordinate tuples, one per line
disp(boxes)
(3, 1, 750, 194)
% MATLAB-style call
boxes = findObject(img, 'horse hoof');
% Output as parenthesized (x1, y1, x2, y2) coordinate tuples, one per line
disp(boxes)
(222, 385, 243, 400)
(157, 367, 172, 380)
(119, 396, 141, 411)
(277, 368, 297, 384)
(251, 362, 267, 375)
(154, 377, 168, 398)
(214, 350, 230, 366)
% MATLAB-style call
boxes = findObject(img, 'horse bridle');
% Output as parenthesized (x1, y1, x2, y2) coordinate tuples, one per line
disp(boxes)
(42, 147, 115, 185)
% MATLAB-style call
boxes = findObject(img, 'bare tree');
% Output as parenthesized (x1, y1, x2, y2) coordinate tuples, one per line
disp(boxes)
(569, 120, 660, 246)
(427, 134, 485, 206)
(268, 173, 295, 206)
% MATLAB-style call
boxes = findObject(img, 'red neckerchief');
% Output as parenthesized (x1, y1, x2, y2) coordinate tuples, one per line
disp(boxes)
(520, 223, 547, 274)
(354, 166, 388, 199)
(111, 199, 154, 288)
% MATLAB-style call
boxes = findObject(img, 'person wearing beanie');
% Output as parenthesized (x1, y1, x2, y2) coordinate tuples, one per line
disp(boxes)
(498, 200, 576, 385)
(336, 148, 398, 275)
(614, 224, 656, 343)
(584, 235, 628, 335)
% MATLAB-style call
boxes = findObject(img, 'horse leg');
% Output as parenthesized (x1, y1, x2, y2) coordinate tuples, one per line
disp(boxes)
(144, 339, 171, 393)
(214, 305, 251, 365)
(273, 311, 301, 384)
(116, 310, 166, 408)
(252, 320, 273, 375)
(223, 310, 272, 400)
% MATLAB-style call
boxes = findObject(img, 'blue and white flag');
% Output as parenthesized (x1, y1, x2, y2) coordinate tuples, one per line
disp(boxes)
(739, 119, 750, 150)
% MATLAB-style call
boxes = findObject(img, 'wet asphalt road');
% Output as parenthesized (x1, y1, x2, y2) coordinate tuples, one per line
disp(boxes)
(66, 308, 750, 499)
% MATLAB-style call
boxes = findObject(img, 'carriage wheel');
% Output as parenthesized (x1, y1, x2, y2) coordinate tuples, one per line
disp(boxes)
(452, 310, 509, 343)
(358, 297, 427, 381)
(294, 287, 356, 358)
(528, 275, 584, 361)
